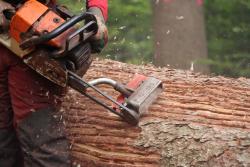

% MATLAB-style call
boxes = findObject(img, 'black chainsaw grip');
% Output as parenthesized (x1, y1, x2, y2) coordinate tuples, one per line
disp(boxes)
(19, 12, 98, 49)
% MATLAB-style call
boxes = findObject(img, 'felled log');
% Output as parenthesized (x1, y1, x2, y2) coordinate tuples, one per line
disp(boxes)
(62, 59, 250, 167)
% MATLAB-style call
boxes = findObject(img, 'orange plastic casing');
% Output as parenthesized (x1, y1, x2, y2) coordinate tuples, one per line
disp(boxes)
(10, 0, 67, 48)
(34, 10, 67, 48)
(10, 0, 48, 42)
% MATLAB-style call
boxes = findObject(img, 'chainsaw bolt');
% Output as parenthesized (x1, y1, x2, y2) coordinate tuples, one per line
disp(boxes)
(53, 18, 60, 23)
(42, 30, 48, 34)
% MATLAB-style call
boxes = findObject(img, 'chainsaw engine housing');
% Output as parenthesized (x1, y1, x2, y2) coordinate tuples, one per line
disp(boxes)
(10, 0, 69, 48)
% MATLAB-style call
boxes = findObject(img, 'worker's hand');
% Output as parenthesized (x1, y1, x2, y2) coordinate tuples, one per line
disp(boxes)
(87, 7, 108, 53)
(0, 1, 14, 32)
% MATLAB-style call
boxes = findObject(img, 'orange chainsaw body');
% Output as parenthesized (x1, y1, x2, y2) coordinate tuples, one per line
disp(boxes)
(10, 0, 67, 48)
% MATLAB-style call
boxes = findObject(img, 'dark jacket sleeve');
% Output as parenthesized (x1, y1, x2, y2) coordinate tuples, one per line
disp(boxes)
(86, 0, 108, 21)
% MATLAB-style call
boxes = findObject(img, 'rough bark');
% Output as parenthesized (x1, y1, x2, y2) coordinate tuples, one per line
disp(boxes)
(62, 59, 250, 167)
(153, 0, 209, 73)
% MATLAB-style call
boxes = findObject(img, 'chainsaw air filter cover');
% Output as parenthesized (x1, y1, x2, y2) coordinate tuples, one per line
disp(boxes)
(10, 0, 69, 48)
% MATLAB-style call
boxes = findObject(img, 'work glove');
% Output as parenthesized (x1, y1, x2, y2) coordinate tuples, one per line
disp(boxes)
(0, 1, 14, 32)
(87, 7, 108, 53)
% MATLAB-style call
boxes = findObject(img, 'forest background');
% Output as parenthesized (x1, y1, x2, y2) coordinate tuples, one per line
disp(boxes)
(58, 0, 250, 78)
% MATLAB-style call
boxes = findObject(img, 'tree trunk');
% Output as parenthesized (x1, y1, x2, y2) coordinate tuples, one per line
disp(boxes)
(62, 59, 250, 167)
(153, 0, 209, 73)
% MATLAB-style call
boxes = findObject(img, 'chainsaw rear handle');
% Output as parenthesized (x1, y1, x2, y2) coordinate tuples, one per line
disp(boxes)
(19, 12, 98, 50)
(52, 20, 97, 57)
(62, 20, 96, 56)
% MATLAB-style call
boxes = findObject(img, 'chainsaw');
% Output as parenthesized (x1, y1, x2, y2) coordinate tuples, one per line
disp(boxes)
(0, 0, 163, 125)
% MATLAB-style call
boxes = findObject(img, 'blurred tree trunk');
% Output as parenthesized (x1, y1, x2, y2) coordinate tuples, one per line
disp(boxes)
(153, 0, 209, 73)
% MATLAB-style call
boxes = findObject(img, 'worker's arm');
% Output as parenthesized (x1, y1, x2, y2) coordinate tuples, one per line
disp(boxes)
(87, 0, 108, 21)
(86, 0, 108, 53)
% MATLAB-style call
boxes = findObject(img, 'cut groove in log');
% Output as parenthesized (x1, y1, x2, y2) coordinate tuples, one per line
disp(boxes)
(62, 59, 250, 167)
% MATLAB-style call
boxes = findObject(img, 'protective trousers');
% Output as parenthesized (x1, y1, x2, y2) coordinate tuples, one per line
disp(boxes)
(0, 45, 71, 167)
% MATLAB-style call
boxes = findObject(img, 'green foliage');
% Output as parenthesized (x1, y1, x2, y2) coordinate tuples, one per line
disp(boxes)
(58, 0, 153, 64)
(58, 0, 84, 13)
(204, 0, 250, 77)
(103, 0, 153, 64)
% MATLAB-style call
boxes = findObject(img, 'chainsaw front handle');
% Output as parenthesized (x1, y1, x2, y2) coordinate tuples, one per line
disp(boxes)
(68, 71, 140, 125)
(88, 78, 132, 97)
(19, 12, 98, 50)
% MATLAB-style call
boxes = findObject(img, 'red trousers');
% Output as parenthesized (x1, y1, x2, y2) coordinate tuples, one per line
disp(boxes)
(0, 45, 71, 166)
(0, 1, 108, 166)
(0, 45, 64, 128)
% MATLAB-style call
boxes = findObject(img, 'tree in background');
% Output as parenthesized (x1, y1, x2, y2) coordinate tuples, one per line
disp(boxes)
(204, 0, 250, 77)
(58, 0, 249, 78)
(153, 0, 209, 73)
